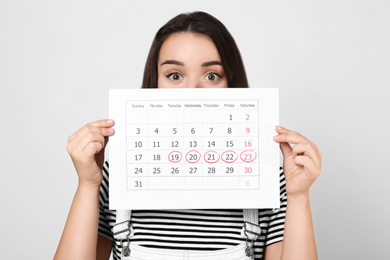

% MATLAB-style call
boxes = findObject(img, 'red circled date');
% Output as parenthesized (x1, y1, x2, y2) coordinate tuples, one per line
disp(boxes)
(168, 151, 182, 163)
(221, 150, 238, 163)
(185, 150, 201, 163)
(240, 150, 257, 163)
(204, 150, 220, 164)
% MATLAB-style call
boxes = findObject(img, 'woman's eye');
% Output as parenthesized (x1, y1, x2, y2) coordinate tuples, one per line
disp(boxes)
(167, 73, 183, 81)
(205, 73, 221, 81)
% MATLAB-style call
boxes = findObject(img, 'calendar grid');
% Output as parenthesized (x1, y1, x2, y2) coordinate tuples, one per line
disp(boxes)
(125, 99, 260, 191)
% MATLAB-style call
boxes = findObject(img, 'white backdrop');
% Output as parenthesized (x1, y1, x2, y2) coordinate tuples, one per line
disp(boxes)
(1, 0, 389, 259)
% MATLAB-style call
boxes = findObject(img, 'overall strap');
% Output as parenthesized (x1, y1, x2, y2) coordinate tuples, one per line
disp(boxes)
(113, 210, 132, 258)
(242, 209, 261, 258)
(113, 210, 132, 239)
(242, 209, 261, 240)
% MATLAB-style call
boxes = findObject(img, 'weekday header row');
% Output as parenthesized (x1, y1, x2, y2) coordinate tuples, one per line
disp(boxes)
(127, 100, 258, 110)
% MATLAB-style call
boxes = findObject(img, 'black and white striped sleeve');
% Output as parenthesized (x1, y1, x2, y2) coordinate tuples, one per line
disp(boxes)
(265, 167, 287, 246)
(98, 161, 114, 242)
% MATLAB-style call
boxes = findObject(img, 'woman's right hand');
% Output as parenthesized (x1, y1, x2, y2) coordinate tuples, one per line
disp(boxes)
(66, 119, 115, 187)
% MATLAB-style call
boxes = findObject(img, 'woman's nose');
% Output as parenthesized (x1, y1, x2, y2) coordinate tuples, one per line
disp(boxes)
(185, 78, 202, 88)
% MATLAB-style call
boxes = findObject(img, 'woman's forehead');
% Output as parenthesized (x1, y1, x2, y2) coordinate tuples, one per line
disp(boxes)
(158, 32, 221, 65)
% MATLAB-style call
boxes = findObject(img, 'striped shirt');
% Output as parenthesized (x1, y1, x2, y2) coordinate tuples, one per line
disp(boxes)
(98, 162, 287, 260)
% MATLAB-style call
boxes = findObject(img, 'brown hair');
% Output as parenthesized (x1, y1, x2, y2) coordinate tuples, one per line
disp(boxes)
(141, 11, 248, 88)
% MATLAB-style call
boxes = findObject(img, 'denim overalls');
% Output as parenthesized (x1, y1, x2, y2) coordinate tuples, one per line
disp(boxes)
(113, 209, 261, 260)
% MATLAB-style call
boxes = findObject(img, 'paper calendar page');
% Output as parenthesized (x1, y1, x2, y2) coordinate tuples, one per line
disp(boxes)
(109, 88, 280, 210)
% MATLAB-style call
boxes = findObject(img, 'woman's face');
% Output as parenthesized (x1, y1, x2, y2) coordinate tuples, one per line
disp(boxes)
(157, 32, 228, 88)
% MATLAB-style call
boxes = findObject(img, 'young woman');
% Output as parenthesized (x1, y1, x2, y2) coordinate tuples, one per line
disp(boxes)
(55, 12, 321, 260)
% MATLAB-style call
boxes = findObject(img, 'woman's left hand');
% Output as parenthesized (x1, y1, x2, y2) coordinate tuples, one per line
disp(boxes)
(273, 126, 322, 199)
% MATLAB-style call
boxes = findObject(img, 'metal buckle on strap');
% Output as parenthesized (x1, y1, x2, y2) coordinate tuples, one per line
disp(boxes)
(120, 236, 131, 258)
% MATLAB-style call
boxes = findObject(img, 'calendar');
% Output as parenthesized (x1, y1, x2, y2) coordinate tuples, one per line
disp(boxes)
(109, 88, 280, 210)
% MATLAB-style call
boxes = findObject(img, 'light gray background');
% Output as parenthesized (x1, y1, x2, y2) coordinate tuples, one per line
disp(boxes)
(1, 0, 389, 259)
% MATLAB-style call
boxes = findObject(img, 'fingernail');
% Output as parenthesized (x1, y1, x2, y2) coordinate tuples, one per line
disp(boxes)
(274, 135, 280, 140)
(106, 128, 113, 134)
(277, 126, 284, 130)
(106, 119, 113, 124)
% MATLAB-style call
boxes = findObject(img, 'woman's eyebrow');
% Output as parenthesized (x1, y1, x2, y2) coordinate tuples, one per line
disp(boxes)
(160, 60, 222, 67)
(161, 60, 184, 66)
(201, 61, 222, 67)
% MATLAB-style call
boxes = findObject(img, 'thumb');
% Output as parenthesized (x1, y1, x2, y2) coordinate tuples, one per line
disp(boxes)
(280, 142, 292, 157)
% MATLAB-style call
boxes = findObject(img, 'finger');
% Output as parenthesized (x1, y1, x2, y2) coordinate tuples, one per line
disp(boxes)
(70, 123, 114, 144)
(79, 131, 106, 154)
(67, 131, 105, 157)
(312, 142, 319, 151)
(292, 143, 322, 167)
(85, 141, 104, 156)
(274, 132, 308, 145)
(68, 127, 111, 158)
(275, 125, 296, 135)
(68, 119, 115, 143)
(275, 126, 320, 151)
(89, 119, 115, 127)
(84, 121, 115, 138)
(280, 142, 293, 157)
(294, 155, 321, 179)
